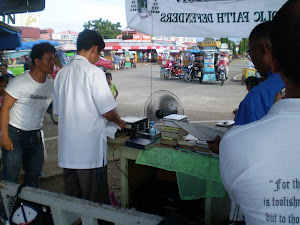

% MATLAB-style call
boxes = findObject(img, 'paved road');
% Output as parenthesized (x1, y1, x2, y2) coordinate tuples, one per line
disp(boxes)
(41, 60, 248, 177)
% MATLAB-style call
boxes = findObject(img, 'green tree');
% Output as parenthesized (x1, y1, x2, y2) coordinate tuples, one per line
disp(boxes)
(83, 18, 122, 39)
(232, 42, 237, 56)
(238, 38, 249, 56)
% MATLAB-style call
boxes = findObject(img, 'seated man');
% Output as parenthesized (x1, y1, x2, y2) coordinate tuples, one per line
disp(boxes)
(220, 0, 300, 224)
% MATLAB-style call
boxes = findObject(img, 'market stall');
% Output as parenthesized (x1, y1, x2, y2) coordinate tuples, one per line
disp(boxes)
(0, 21, 22, 51)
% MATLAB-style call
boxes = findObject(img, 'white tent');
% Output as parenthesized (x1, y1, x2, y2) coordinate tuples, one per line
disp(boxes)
(126, 0, 287, 38)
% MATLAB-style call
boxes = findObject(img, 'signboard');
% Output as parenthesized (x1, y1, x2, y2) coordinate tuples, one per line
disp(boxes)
(126, 0, 287, 38)
(104, 45, 187, 50)
(198, 41, 221, 48)
(0, 14, 40, 28)
(152, 36, 176, 42)
(52, 34, 78, 41)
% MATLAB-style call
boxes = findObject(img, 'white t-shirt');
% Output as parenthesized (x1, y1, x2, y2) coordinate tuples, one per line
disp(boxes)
(5, 71, 53, 131)
(53, 55, 117, 169)
(220, 99, 300, 225)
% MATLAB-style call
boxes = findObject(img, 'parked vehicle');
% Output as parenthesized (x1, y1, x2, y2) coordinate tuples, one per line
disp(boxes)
(164, 62, 182, 79)
(184, 64, 201, 82)
(94, 57, 113, 71)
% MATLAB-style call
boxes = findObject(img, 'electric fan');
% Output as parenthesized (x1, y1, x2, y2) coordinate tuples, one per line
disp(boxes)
(144, 90, 184, 123)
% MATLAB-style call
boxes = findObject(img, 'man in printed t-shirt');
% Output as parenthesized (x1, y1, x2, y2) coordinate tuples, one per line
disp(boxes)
(220, 0, 300, 224)
(0, 43, 56, 223)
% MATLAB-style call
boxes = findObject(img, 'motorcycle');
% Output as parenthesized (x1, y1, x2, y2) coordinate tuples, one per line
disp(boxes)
(184, 64, 201, 82)
(218, 65, 227, 86)
(119, 58, 125, 69)
(164, 63, 182, 80)
(131, 58, 136, 68)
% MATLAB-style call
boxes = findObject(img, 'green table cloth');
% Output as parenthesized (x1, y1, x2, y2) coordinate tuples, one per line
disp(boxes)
(136, 147, 227, 200)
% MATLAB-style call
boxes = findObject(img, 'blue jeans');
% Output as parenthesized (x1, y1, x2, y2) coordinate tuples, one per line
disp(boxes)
(0, 125, 44, 221)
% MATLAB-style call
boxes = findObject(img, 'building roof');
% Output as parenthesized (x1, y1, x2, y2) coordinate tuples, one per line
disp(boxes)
(16, 26, 40, 38)
(59, 30, 79, 35)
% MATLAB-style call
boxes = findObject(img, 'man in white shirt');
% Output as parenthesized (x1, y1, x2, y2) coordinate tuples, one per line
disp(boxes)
(53, 30, 126, 207)
(220, 0, 300, 224)
(0, 42, 56, 223)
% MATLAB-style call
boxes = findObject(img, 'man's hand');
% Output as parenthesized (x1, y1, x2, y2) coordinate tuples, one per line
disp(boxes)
(103, 110, 126, 129)
(232, 108, 238, 114)
(206, 135, 221, 154)
(0, 135, 13, 150)
(117, 119, 126, 129)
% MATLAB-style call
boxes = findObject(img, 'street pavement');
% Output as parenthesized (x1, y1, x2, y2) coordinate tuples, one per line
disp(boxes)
(41, 60, 249, 178)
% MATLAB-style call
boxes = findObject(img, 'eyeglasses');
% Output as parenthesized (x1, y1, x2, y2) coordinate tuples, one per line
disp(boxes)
(246, 52, 252, 61)
(246, 44, 263, 62)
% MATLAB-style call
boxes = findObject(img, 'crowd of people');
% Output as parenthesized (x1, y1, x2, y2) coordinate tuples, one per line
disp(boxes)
(0, 0, 298, 224)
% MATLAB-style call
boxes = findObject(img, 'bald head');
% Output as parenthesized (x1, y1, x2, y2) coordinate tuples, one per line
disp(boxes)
(271, 0, 300, 84)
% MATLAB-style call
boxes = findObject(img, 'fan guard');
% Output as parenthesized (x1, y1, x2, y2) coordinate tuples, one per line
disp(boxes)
(144, 90, 184, 123)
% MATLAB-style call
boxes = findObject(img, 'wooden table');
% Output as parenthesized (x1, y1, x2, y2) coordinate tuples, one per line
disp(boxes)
(107, 145, 230, 225)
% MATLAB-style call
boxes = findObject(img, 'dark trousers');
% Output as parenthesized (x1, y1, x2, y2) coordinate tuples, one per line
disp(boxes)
(0, 125, 44, 221)
(63, 166, 110, 205)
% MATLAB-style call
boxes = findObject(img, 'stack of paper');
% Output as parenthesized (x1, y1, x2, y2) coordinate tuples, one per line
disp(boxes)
(160, 115, 189, 146)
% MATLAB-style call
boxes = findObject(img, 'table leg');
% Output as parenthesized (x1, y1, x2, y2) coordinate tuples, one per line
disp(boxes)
(205, 197, 212, 225)
(120, 157, 129, 208)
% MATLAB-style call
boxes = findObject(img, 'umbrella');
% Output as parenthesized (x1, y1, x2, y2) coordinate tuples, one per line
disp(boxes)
(0, 21, 22, 50)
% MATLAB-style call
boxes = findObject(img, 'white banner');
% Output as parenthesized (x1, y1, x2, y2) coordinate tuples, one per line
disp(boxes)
(126, 0, 287, 38)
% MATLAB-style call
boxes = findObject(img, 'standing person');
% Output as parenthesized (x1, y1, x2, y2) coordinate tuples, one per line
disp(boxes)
(210, 21, 285, 224)
(0, 76, 8, 169)
(0, 76, 8, 107)
(106, 72, 118, 99)
(53, 30, 126, 209)
(0, 64, 14, 82)
(138, 51, 143, 63)
(148, 51, 152, 62)
(144, 52, 147, 63)
(220, 1, 300, 224)
(234, 21, 285, 126)
(113, 53, 120, 71)
(0, 43, 56, 223)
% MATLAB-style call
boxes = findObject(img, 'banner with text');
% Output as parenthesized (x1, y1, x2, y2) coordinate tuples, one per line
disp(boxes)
(126, 0, 287, 38)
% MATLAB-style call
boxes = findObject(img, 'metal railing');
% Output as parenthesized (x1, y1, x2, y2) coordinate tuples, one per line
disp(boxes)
(0, 181, 163, 225)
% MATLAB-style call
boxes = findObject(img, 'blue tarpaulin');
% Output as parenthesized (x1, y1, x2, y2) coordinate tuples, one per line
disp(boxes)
(0, 21, 22, 50)
(16, 40, 61, 50)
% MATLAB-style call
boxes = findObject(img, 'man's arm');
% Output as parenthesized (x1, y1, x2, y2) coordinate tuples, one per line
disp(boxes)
(103, 110, 126, 129)
(0, 92, 17, 150)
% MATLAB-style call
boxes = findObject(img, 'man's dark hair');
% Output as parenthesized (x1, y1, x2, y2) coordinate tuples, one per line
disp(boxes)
(0, 63, 8, 68)
(0, 76, 8, 84)
(271, 0, 300, 84)
(77, 30, 105, 53)
(245, 76, 260, 90)
(249, 21, 273, 44)
(105, 72, 112, 78)
(30, 42, 56, 66)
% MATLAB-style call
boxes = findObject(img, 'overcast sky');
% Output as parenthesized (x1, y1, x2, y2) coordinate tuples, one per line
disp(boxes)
(31, 0, 127, 33)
